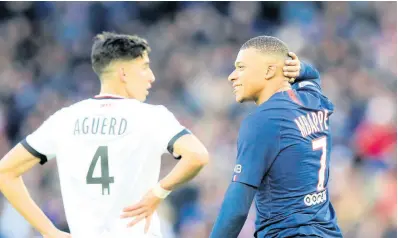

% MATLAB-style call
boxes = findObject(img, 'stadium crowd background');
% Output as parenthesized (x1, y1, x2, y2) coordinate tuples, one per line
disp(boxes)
(0, 2, 395, 238)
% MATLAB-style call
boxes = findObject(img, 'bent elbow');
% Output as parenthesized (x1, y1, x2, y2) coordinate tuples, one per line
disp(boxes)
(199, 150, 210, 166)
(190, 149, 209, 168)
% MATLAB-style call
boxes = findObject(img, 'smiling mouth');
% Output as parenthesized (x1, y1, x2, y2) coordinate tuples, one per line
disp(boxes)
(233, 84, 242, 92)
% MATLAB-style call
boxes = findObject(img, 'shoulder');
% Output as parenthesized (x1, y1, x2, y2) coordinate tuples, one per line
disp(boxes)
(259, 92, 299, 112)
(239, 110, 281, 139)
(139, 103, 175, 118)
(46, 106, 69, 122)
(135, 103, 181, 129)
(252, 96, 294, 121)
(77, 98, 173, 116)
(51, 100, 92, 121)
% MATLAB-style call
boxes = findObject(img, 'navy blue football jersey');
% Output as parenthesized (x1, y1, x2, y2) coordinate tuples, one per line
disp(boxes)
(232, 77, 342, 237)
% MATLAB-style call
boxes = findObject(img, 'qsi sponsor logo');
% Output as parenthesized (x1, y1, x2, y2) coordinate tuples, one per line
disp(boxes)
(304, 190, 327, 206)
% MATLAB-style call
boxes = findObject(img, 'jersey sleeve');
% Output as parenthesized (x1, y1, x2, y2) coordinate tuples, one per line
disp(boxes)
(292, 62, 322, 92)
(154, 106, 191, 159)
(21, 110, 63, 165)
(232, 114, 280, 187)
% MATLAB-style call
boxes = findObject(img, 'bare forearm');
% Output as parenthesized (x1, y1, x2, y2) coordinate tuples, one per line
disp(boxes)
(0, 176, 57, 236)
(160, 155, 207, 190)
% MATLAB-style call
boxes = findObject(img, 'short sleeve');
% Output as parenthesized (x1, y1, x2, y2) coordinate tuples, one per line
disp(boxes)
(232, 114, 280, 187)
(21, 110, 63, 165)
(154, 106, 190, 159)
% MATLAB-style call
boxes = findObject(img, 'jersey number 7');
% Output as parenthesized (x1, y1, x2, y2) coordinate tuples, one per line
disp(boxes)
(312, 137, 327, 192)
(86, 146, 115, 195)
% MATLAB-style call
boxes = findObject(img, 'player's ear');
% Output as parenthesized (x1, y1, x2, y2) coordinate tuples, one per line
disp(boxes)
(119, 68, 127, 83)
(264, 65, 277, 80)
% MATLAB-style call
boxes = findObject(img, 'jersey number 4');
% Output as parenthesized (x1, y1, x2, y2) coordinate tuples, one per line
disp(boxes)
(86, 146, 114, 195)
(312, 137, 327, 191)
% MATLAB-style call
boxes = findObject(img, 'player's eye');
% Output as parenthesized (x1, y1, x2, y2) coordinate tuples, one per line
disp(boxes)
(237, 65, 245, 70)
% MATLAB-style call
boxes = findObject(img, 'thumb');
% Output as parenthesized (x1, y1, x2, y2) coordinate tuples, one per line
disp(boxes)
(288, 52, 298, 60)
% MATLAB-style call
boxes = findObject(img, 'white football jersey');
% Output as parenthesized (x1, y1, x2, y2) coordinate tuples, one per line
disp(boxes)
(22, 94, 190, 238)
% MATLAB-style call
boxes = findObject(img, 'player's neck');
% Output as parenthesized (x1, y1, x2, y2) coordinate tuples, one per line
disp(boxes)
(255, 81, 291, 105)
(99, 82, 129, 98)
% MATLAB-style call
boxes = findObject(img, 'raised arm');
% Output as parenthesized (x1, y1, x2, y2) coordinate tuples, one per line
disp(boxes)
(296, 61, 320, 81)
(283, 52, 321, 90)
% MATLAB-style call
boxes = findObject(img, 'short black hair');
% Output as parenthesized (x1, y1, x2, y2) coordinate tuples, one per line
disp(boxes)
(91, 32, 151, 76)
(241, 36, 289, 57)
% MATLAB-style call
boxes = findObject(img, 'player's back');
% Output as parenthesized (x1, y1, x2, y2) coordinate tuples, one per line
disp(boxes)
(253, 82, 342, 238)
(32, 95, 187, 237)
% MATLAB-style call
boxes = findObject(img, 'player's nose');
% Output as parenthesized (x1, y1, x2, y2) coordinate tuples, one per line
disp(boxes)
(228, 70, 238, 82)
(149, 69, 155, 83)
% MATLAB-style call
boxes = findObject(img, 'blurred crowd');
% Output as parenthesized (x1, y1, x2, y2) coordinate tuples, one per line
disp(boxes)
(0, 2, 395, 238)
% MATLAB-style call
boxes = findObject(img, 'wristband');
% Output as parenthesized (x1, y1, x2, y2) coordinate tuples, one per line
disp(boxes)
(152, 183, 171, 199)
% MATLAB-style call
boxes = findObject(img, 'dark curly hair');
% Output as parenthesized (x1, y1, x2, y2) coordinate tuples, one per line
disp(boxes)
(91, 32, 151, 76)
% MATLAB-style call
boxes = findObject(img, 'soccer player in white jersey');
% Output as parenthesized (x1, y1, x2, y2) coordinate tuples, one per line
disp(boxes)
(0, 32, 209, 238)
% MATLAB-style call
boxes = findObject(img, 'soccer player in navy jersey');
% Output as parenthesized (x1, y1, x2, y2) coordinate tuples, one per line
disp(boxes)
(210, 36, 342, 238)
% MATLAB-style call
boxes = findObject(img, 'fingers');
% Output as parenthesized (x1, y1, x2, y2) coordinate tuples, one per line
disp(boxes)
(144, 215, 152, 234)
(288, 52, 298, 60)
(285, 60, 299, 66)
(120, 207, 146, 219)
(123, 203, 143, 212)
(283, 62, 300, 79)
(283, 66, 300, 72)
(285, 52, 299, 67)
(124, 212, 152, 232)
(127, 213, 146, 227)
(283, 64, 300, 78)
(284, 71, 300, 78)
